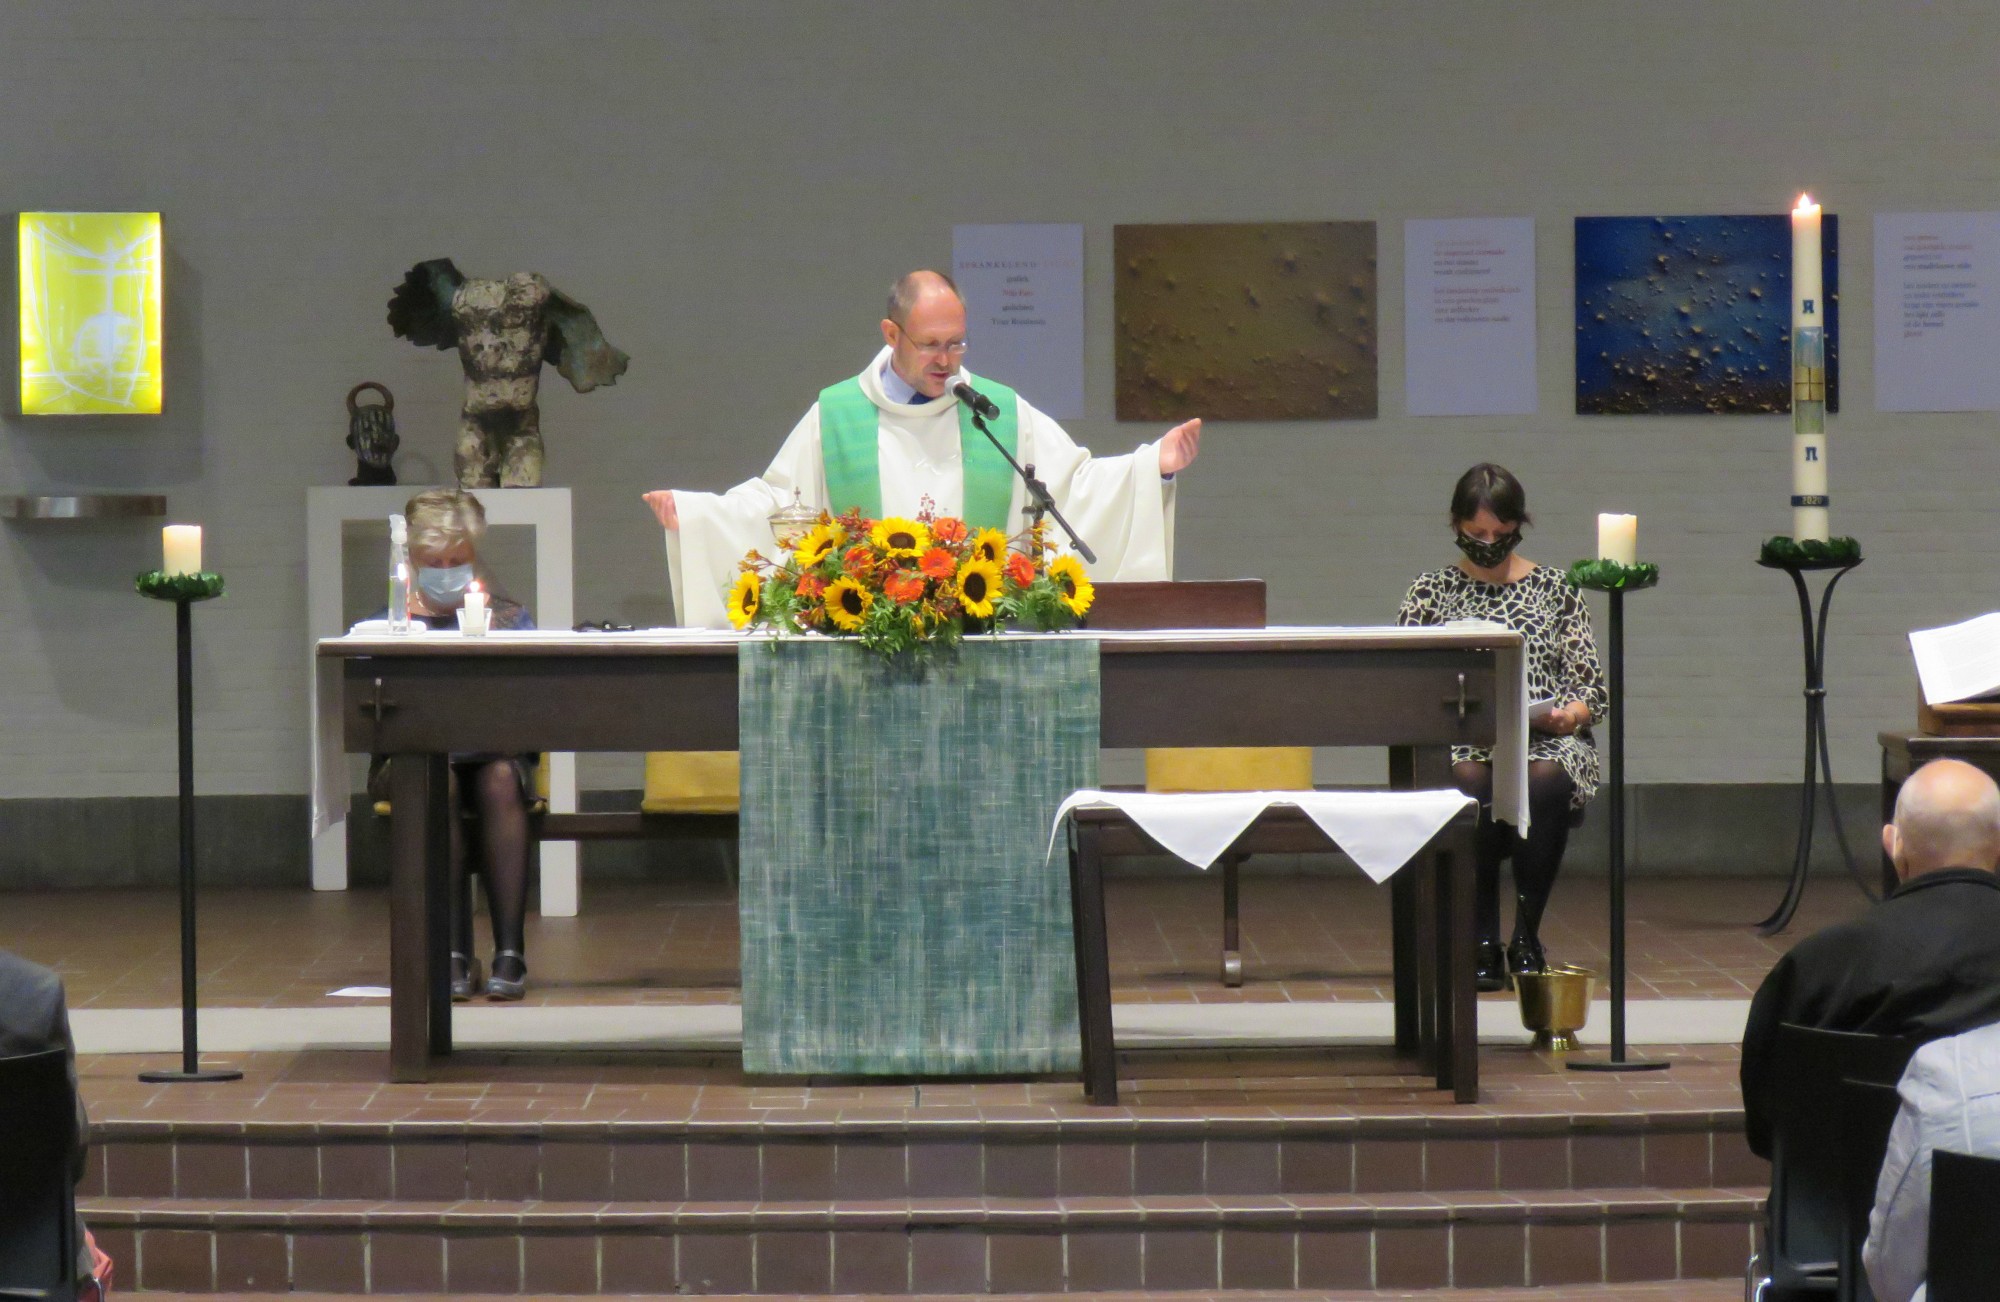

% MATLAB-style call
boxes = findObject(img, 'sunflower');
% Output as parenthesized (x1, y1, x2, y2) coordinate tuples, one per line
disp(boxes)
(869, 517, 930, 558)
(792, 521, 846, 569)
(1048, 554, 1095, 617)
(969, 527, 1008, 565)
(825, 576, 873, 631)
(955, 557, 1003, 618)
(726, 571, 762, 629)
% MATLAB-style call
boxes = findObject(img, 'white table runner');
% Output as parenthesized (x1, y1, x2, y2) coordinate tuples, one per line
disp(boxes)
(1049, 788, 1478, 882)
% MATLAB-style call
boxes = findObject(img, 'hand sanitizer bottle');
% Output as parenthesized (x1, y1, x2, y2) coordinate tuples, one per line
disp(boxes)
(388, 514, 412, 633)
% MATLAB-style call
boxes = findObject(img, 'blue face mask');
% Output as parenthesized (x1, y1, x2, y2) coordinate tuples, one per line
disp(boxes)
(416, 563, 476, 609)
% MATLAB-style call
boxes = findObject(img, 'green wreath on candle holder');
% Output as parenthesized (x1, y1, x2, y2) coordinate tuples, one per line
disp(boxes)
(1566, 559, 1659, 592)
(135, 571, 225, 602)
(1758, 535, 1862, 567)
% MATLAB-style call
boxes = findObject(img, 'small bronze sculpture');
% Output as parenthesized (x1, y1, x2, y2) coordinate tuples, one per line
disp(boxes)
(345, 381, 400, 485)
(387, 259, 629, 488)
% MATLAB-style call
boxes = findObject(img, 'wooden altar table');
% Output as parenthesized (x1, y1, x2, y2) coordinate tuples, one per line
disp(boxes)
(317, 626, 1523, 1097)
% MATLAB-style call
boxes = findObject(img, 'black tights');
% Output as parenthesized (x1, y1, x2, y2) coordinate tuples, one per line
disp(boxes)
(1451, 759, 1576, 948)
(448, 760, 531, 959)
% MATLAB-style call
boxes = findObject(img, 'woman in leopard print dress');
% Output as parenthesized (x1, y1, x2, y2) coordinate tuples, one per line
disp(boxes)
(1397, 464, 1607, 991)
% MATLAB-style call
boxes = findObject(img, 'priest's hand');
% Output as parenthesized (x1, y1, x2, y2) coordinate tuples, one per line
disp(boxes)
(643, 490, 679, 530)
(1159, 418, 1202, 476)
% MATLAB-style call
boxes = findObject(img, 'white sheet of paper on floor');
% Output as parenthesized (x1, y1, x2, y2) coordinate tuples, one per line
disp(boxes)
(327, 986, 391, 998)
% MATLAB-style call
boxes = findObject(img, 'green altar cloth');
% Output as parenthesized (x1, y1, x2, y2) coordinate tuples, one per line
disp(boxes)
(738, 636, 1098, 1075)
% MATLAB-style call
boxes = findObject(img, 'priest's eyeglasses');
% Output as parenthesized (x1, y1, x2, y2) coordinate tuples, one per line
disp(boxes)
(901, 335, 969, 358)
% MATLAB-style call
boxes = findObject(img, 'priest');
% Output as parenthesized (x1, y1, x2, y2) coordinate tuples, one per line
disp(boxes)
(645, 269, 1203, 627)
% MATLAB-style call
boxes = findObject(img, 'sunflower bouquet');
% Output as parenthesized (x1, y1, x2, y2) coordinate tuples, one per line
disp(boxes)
(728, 504, 1095, 658)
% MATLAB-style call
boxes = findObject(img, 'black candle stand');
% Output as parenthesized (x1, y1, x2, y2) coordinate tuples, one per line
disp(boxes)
(134, 570, 242, 1084)
(1564, 560, 1670, 1074)
(1753, 539, 1869, 937)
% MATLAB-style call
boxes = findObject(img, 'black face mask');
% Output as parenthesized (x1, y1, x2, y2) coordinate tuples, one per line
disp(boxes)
(1455, 529, 1522, 569)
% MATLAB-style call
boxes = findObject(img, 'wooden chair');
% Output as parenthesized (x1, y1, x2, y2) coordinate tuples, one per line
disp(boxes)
(0, 1048, 79, 1302)
(1141, 744, 1313, 985)
(1926, 1148, 2000, 1301)
(1754, 1025, 1924, 1302)
(1091, 580, 1320, 987)
(531, 750, 739, 846)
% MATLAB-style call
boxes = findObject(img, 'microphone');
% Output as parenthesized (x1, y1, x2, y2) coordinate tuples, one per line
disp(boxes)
(951, 381, 1001, 420)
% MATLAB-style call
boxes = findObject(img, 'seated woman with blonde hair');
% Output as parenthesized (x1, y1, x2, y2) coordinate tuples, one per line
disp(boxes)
(365, 487, 537, 1000)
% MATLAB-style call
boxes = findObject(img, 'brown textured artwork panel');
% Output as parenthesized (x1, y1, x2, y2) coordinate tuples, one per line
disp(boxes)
(1114, 221, 1377, 422)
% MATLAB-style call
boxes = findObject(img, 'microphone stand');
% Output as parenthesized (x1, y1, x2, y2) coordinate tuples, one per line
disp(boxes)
(967, 409, 1097, 565)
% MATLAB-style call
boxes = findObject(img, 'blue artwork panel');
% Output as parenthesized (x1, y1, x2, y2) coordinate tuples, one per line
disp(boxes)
(1575, 214, 1839, 415)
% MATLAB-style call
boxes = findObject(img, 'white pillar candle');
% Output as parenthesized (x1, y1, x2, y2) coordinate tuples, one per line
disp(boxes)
(1791, 194, 1830, 542)
(162, 524, 202, 576)
(457, 580, 490, 635)
(1791, 196, 1823, 324)
(1597, 513, 1638, 566)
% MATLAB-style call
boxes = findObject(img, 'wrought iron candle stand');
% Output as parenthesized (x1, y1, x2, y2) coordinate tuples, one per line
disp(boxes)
(1753, 536, 1869, 938)
(1564, 559, 1669, 1074)
(134, 570, 243, 1084)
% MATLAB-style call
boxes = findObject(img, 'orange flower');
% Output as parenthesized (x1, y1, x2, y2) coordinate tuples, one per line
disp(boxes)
(1005, 552, 1036, 588)
(884, 569, 926, 605)
(931, 516, 968, 545)
(919, 547, 957, 580)
(842, 545, 875, 579)
(796, 573, 826, 599)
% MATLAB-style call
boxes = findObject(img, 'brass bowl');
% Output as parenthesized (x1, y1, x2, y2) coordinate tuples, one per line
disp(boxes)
(1514, 964, 1597, 1053)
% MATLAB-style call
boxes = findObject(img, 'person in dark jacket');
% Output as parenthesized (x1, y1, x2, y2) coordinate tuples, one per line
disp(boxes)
(0, 947, 108, 1291)
(1741, 758, 2000, 1158)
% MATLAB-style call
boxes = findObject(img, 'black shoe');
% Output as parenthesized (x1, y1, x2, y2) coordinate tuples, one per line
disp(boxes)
(485, 949, 527, 1001)
(1507, 934, 1547, 978)
(1475, 940, 1508, 993)
(450, 952, 483, 1002)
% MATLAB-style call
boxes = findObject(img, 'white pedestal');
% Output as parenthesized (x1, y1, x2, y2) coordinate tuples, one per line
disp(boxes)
(306, 486, 580, 916)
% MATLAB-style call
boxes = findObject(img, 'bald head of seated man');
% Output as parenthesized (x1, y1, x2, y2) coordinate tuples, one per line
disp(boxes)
(1884, 758, 2000, 881)
(1741, 758, 2000, 1160)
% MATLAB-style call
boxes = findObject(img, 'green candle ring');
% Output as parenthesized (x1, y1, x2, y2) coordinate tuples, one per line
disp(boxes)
(1758, 535, 1862, 567)
(136, 571, 225, 602)
(1566, 559, 1659, 592)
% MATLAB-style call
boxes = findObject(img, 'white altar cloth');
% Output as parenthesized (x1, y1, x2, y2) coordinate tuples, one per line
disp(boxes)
(1048, 789, 1479, 882)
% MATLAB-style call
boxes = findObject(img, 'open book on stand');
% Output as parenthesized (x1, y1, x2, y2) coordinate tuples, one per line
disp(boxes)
(1910, 614, 2000, 734)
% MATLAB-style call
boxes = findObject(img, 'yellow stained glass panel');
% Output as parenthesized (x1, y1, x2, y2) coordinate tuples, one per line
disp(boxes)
(19, 212, 163, 415)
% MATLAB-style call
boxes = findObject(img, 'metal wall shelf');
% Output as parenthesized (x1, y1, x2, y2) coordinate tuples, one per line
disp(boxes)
(0, 494, 167, 520)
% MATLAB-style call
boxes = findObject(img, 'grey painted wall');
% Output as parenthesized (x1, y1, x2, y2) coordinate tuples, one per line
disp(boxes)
(1, 2, 1994, 837)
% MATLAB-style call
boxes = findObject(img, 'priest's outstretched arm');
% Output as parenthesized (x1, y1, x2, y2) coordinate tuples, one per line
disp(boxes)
(643, 395, 1204, 628)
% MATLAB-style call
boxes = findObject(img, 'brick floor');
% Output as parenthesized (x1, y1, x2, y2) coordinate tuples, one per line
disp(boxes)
(0, 874, 1866, 1011)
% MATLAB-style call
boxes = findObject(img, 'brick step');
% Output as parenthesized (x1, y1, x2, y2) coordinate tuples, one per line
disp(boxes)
(88, 1112, 1764, 1204)
(127, 1285, 1746, 1302)
(126, 1285, 1746, 1302)
(85, 1187, 1763, 1294)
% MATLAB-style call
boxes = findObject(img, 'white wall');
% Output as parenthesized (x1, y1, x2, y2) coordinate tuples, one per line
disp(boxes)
(1, 0, 1995, 800)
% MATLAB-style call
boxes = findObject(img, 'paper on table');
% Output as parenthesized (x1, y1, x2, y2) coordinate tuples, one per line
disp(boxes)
(1910, 613, 2000, 704)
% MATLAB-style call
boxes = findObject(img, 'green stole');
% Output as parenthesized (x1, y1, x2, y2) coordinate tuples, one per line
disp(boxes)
(817, 369, 1020, 530)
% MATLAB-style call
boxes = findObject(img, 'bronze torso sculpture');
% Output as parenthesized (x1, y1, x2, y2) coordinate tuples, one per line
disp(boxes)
(388, 260, 629, 488)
